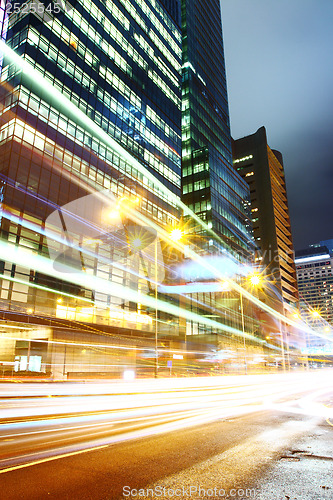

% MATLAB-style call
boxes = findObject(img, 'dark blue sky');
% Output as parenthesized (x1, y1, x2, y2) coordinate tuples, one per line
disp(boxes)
(221, 0, 333, 250)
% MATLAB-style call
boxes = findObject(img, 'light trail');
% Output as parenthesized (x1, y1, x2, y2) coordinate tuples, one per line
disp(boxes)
(0, 335, 220, 358)
(0, 42, 331, 348)
(0, 445, 109, 475)
(0, 239, 264, 343)
(0, 371, 332, 472)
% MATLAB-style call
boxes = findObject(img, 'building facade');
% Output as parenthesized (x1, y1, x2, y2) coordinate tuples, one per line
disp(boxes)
(232, 127, 299, 313)
(295, 245, 333, 326)
(181, 0, 254, 261)
(0, 0, 185, 376)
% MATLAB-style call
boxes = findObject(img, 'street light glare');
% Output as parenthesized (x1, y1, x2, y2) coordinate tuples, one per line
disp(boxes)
(249, 274, 261, 286)
(170, 228, 183, 242)
(131, 238, 143, 249)
(220, 281, 230, 291)
(108, 209, 120, 219)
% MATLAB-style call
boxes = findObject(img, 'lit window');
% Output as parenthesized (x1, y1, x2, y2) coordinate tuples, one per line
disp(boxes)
(233, 154, 254, 164)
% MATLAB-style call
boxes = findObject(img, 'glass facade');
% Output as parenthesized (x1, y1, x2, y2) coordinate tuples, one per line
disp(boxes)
(0, 0, 182, 338)
(179, 0, 259, 345)
(181, 0, 254, 260)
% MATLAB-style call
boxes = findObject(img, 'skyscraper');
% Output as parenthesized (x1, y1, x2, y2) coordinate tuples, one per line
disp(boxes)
(181, 0, 254, 261)
(232, 127, 299, 313)
(179, 0, 263, 358)
(0, 0, 183, 376)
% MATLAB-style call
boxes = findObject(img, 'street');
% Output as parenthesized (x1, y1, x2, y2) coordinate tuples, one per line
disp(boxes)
(0, 372, 332, 499)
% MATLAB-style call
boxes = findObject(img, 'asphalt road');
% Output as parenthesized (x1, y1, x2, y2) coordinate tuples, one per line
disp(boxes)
(1, 410, 331, 500)
(0, 373, 332, 499)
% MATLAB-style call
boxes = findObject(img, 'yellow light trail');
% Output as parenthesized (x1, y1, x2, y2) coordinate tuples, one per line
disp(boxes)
(0, 372, 332, 473)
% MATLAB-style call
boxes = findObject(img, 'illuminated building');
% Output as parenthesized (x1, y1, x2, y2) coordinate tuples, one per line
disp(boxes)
(0, 1, 270, 376)
(295, 244, 333, 326)
(181, 0, 254, 260)
(0, 0, 183, 375)
(232, 127, 299, 314)
(180, 0, 259, 350)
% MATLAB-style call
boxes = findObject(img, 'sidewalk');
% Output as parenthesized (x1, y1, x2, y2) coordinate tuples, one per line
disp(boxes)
(254, 418, 333, 500)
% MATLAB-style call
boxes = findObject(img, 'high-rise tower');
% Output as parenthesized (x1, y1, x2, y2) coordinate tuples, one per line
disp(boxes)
(233, 127, 299, 313)
(180, 0, 261, 352)
(0, 0, 183, 376)
(181, 0, 254, 260)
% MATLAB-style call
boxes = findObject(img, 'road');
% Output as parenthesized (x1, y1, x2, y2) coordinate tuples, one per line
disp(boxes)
(0, 371, 332, 499)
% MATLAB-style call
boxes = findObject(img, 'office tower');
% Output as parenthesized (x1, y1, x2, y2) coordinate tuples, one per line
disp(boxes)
(295, 244, 333, 326)
(181, 0, 254, 261)
(179, 0, 264, 364)
(0, 0, 182, 376)
(232, 127, 299, 313)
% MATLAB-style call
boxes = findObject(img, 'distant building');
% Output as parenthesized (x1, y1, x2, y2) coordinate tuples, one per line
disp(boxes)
(311, 239, 333, 254)
(295, 245, 333, 326)
(232, 126, 299, 314)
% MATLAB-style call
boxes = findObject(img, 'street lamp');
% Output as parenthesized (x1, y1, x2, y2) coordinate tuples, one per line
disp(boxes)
(154, 226, 184, 377)
(127, 233, 159, 377)
(239, 272, 262, 375)
(247, 272, 288, 372)
(279, 320, 286, 372)
(289, 309, 308, 370)
(169, 228, 183, 242)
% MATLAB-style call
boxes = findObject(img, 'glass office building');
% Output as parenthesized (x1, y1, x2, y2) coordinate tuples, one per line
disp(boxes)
(181, 0, 254, 261)
(180, 0, 260, 351)
(0, 0, 183, 375)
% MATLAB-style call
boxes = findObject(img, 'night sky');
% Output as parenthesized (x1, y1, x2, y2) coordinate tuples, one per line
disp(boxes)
(221, 0, 333, 250)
